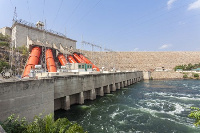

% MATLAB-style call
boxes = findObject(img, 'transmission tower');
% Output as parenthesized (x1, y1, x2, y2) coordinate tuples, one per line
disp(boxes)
(13, 7, 17, 23)
(82, 41, 102, 66)
(9, 7, 17, 72)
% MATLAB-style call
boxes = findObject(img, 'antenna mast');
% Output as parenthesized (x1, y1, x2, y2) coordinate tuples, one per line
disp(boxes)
(10, 7, 17, 71)
(13, 7, 17, 23)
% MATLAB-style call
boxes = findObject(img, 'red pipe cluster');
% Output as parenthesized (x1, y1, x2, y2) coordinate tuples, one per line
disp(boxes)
(23, 47, 101, 77)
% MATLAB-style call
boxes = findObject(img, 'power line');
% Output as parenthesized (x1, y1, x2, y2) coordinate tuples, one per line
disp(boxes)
(42, 0, 45, 22)
(9, 0, 14, 8)
(68, 0, 102, 31)
(26, 0, 32, 21)
(100, 2, 191, 45)
(58, 0, 83, 32)
(66, 0, 83, 23)
(51, 0, 64, 29)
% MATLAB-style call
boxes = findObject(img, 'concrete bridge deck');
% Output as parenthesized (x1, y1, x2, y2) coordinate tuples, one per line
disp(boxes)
(0, 71, 143, 121)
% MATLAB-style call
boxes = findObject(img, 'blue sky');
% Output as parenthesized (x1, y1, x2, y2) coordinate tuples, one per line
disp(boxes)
(0, 0, 200, 51)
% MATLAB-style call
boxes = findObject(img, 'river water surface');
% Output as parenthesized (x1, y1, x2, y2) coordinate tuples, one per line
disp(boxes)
(55, 80, 200, 133)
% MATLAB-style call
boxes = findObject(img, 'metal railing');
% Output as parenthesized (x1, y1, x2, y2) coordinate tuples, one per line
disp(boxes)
(13, 19, 67, 38)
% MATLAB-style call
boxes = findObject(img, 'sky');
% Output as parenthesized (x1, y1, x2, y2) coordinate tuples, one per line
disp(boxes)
(0, 0, 200, 51)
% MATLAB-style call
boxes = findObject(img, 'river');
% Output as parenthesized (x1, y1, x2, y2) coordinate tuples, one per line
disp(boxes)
(55, 80, 200, 133)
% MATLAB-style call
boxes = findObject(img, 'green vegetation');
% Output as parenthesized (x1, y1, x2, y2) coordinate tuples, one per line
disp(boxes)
(183, 74, 188, 79)
(0, 33, 28, 74)
(0, 33, 10, 48)
(193, 73, 199, 78)
(15, 45, 29, 57)
(188, 107, 200, 126)
(174, 63, 200, 71)
(0, 60, 10, 72)
(0, 114, 86, 133)
(0, 41, 9, 47)
(0, 33, 11, 42)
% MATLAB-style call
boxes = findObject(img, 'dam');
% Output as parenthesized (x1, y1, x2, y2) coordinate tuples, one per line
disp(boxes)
(0, 19, 145, 122)
(0, 71, 143, 121)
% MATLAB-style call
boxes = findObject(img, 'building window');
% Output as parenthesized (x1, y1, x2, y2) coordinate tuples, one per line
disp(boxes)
(78, 65, 81, 69)
(82, 65, 84, 69)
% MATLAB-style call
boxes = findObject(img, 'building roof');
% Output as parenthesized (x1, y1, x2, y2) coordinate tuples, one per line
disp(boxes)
(192, 68, 200, 71)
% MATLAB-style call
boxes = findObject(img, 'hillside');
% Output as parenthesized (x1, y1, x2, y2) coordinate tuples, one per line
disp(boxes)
(0, 33, 28, 74)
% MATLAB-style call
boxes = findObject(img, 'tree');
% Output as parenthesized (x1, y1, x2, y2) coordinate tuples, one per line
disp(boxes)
(188, 107, 200, 126)
(193, 73, 199, 78)
(15, 45, 29, 57)
(183, 74, 188, 78)
(0, 33, 11, 42)
(0, 60, 10, 72)
(174, 63, 200, 71)
(0, 114, 87, 133)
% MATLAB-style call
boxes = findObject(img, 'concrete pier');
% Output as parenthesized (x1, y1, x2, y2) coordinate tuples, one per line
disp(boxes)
(0, 71, 143, 121)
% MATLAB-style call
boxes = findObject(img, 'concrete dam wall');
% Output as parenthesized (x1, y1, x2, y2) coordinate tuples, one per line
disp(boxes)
(82, 51, 200, 71)
(0, 71, 143, 121)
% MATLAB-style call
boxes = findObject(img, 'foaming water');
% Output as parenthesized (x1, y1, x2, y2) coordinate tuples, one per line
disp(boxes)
(55, 80, 200, 133)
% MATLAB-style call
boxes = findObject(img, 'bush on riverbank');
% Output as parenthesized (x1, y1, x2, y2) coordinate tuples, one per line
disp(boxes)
(0, 114, 86, 133)
(188, 107, 200, 126)
(183, 74, 188, 79)
(174, 63, 200, 71)
(193, 73, 199, 78)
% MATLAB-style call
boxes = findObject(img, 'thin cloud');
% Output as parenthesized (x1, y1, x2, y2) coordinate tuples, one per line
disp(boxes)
(133, 48, 139, 51)
(167, 0, 177, 9)
(188, 0, 200, 10)
(178, 21, 186, 25)
(159, 44, 172, 49)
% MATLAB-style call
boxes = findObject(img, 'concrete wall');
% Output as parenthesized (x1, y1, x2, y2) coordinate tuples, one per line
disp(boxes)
(0, 71, 143, 122)
(143, 71, 151, 80)
(54, 71, 143, 110)
(11, 23, 76, 49)
(0, 27, 12, 36)
(81, 51, 200, 71)
(0, 79, 54, 121)
(151, 71, 183, 79)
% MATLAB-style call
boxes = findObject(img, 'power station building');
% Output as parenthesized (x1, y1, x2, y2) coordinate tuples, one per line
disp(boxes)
(0, 19, 77, 51)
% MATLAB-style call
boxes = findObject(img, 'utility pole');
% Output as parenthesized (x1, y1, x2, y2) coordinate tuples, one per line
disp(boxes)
(40, 20, 46, 72)
(82, 41, 101, 66)
(10, 7, 17, 72)
(104, 48, 115, 71)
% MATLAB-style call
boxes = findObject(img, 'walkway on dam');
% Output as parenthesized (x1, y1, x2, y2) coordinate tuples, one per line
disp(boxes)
(0, 71, 143, 121)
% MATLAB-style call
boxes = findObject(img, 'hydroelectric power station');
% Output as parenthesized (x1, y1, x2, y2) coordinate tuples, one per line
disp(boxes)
(0, 19, 144, 121)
